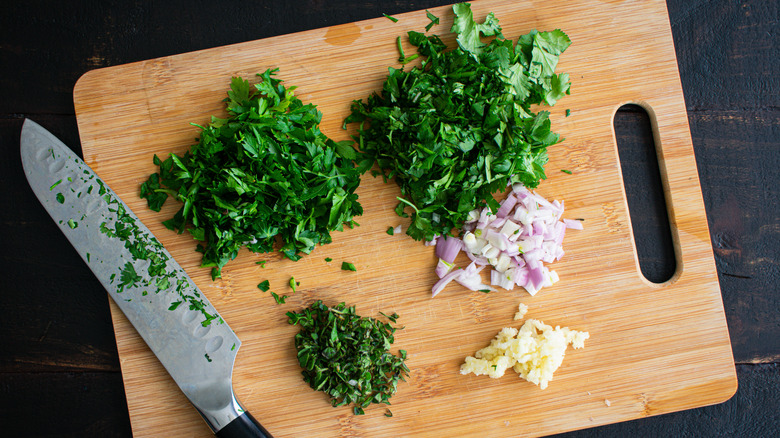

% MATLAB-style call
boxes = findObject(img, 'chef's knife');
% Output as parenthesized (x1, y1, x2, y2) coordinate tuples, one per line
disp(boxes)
(20, 119, 273, 438)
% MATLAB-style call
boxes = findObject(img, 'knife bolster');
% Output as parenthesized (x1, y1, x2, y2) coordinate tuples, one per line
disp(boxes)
(214, 411, 273, 438)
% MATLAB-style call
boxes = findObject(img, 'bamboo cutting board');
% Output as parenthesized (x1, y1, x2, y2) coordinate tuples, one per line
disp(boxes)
(73, 1, 736, 436)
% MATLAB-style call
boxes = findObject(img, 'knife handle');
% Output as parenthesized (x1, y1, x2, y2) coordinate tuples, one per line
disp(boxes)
(215, 411, 273, 438)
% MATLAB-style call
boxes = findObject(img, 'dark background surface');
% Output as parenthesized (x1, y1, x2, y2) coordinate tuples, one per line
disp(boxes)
(1, 1, 777, 437)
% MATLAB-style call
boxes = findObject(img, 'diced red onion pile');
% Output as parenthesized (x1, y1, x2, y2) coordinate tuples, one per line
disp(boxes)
(431, 184, 583, 297)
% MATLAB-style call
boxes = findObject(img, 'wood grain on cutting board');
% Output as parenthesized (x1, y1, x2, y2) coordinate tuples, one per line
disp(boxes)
(73, 0, 736, 436)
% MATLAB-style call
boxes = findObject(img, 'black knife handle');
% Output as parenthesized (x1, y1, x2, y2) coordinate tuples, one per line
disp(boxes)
(215, 411, 273, 438)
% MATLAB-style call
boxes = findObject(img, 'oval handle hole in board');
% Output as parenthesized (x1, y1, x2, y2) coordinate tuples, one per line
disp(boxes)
(614, 104, 677, 284)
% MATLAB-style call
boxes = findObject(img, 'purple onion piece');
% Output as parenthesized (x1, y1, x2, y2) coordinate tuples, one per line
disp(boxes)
(495, 193, 517, 218)
(435, 236, 463, 263)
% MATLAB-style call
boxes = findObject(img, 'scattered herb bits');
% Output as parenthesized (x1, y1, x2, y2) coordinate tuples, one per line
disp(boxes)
(383, 13, 399, 23)
(257, 280, 270, 292)
(341, 262, 357, 271)
(287, 301, 409, 415)
(425, 10, 439, 32)
(141, 68, 366, 280)
(270, 291, 288, 304)
(345, 2, 572, 242)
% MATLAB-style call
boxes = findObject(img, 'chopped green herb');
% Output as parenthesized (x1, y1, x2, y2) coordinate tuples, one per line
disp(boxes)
(287, 301, 409, 415)
(396, 36, 420, 65)
(67, 219, 78, 229)
(141, 69, 366, 280)
(384, 409, 394, 417)
(386, 226, 395, 235)
(205, 353, 212, 362)
(255, 260, 266, 267)
(383, 13, 399, 23)
(561, 169, 573, 174)
(168, 300, 182, 310)
(344, 3, 571, 241)
(231, 343, 236, 351)
(270, 291, 288, 304)
(325, 257, 333, 262)
(49, 179, 62, 191)
(257, 280, 270, 292)
(425, 10, 439, 32)
(341, 262, 357, 271)
(289, 277, 299, 293)
(401, 54, 419, 65)
(565, 109, 571, 117)
(379, 311, 400, 323)
(56, 193, 65, 204)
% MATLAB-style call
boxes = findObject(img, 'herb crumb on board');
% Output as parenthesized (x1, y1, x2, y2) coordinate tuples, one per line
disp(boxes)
(383, 13, 399, 23)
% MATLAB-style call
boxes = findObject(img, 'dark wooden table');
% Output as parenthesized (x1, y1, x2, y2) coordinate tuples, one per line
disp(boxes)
(1, 1, 777, 436)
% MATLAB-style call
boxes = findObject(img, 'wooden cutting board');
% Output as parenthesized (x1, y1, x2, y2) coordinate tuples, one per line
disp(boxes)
(73, 1, 736, 436)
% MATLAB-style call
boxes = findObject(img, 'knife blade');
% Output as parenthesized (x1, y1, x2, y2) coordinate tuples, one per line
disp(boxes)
(20, 119, 272, 438)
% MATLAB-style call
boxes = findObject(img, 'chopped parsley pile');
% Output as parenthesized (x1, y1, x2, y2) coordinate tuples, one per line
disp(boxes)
(345, 2, 572, 241)
(141, 69, 366, 279)
(287, 301, 408, 415)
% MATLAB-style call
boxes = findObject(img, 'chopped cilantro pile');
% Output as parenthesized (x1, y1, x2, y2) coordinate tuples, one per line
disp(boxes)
(141, 69, 365, 279)
(345, 3, 571, 241)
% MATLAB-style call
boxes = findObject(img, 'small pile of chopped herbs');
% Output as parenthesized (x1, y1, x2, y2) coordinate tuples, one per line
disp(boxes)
(344, 2, 572, 241)
(287, 301, 409, 415)
(141, 69, 366, 279)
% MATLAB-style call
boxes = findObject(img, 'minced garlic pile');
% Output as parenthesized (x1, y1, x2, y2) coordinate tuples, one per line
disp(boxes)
(460, 316, 589, 389)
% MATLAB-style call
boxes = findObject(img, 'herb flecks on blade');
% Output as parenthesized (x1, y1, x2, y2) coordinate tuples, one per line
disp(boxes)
(344, 2, 571, 242)
(141, 69, 366, 280)
(46, 172, 224, 327)
(287, 301, 409, 415)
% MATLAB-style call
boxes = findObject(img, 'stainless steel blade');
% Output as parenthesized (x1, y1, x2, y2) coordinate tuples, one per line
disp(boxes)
(20, 119, 248, 432)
